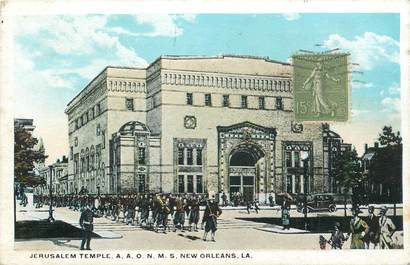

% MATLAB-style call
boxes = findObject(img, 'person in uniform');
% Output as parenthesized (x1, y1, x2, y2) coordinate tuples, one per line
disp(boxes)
(202, 195, 222, 242)
(379, 205, 396, 249)
(139, 194, 149, 226)
(364, 205, 380, 249)
(173, 195, 186, 232)
(189, 195, 201, 232)
(349, 208, 368, 249)
(79, 203, 95, 250)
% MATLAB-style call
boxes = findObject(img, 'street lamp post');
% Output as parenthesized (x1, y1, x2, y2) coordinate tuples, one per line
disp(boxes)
(48, 166, 55, 222)
(301, 152, 310, 231)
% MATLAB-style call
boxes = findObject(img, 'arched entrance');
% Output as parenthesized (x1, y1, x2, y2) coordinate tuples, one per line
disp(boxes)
(218, 121, 276, 203)
(228, 143, 265, 203)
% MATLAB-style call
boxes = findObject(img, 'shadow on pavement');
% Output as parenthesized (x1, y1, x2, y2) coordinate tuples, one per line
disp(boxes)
(15, 220, 101, 239)
(178, 233, 202, 241)
(50, 239, 80, 250)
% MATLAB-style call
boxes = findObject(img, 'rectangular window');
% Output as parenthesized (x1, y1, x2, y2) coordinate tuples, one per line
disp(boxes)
(294, 151, 300, 168)
(187, 175, 194, 193)
(196, 175, 203, 193)
(196, 149, 202, 165)
(125, 98, 134, 111)
(70, 146, 73, 160)
(243, 176, 254, 186)
(178, 148, 184, 165)
(241, 95, 248, 108)
(230, 176, 241, 186)
(75, 119, 79, 130)
(222, 95, 230, 107)
(186, 93, 193, 105)
(74, 154, 79, 175)
(276, 97, 283, 110)
(96, 103, 101, 115)
(96, 124, 101, 136)
(205, 94, 212, 106)
(259, 96, 265, 109)
(152, 96, 157, 108)
(101, 130, 105, 149)
(285, 151, 292, 167)
(138, 147, 146, 165)
(187, 148, 193, 165)
(295, 175, 301, 193)
(286, 175, 293, 193)
(138, 174, 145, 192)
(178, 175, 185, 193)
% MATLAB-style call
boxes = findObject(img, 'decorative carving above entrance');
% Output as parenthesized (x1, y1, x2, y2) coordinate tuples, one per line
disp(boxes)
(218, 121, 276, 140)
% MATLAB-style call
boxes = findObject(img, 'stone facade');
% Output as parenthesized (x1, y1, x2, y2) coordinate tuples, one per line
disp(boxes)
(65, 55, 350, 202)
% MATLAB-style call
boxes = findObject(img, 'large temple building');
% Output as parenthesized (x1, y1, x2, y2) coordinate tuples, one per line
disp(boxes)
(65, 55, 350, 202)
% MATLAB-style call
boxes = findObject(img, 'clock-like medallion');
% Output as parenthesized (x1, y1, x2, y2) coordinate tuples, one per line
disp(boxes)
(184, 116, 197, 129)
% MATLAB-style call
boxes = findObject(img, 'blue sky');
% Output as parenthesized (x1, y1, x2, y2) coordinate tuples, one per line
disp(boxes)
(13, 13, 401, 163)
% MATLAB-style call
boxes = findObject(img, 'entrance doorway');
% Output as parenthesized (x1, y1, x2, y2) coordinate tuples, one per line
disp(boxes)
(229, 147, 264, 203)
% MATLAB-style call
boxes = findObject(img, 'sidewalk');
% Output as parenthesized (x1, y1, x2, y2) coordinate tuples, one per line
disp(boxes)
(16, 202, 122, 239)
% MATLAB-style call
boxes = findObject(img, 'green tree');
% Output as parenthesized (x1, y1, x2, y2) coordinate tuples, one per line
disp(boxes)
(378, 126, 402, 146)
(373, 126, 402, 203)
(333, 149, 365, 206)
(14, 124, 47, 186)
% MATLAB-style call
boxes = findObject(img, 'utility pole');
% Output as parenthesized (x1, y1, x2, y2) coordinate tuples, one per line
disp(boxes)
(48, 166, 55, 222)
(302, 153, 310, 231)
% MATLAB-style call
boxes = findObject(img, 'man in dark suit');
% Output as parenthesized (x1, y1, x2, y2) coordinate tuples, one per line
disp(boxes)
(364, 205, 380, 249)
(79, 203, 94, 250)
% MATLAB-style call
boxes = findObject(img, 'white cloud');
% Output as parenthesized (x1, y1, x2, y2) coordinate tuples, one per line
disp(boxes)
(134, 14, 196, 37)
(323, 32, 399, 70)
(351, 109, 369, 117)
(381, 97, 401, 114)
(282, 13, 301, 21)
(352, 82, 373, 89)
(387, 83, 400, 95)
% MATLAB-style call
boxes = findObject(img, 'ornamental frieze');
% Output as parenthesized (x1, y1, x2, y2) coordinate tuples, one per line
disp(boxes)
(161, 70, 292, 92)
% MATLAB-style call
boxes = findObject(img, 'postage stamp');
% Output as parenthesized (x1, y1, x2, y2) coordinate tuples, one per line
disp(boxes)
(293, 53, 350, 122)
(0, 2, 409, 265)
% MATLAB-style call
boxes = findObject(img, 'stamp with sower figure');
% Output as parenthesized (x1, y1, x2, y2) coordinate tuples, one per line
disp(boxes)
(292, 53, 350, 122)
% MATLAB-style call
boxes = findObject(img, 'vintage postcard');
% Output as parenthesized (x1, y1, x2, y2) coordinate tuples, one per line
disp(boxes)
(0, 0, 409, 264)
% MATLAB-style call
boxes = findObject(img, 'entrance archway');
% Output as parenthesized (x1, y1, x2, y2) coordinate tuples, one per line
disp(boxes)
(228, 143, 265, 203)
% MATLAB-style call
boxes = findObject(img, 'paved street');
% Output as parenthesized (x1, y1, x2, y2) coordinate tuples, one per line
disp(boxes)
(14, 202, 403, 251)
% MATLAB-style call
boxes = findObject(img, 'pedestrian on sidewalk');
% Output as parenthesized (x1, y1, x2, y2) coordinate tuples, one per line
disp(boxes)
(202, 195, 222, 242)
(349, 207, 368, 249)
(268, 193, 274, 207)
(379, 205, 396, 249)
(254, 199, 260, 214)
(327, 222, 348, 249)
(281, 198, 291, 230)
(364, 205, 380, 249)
(79, 203, 95, 250)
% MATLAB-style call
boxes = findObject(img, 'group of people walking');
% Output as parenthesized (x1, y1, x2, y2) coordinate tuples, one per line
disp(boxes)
(34, 192, 222, 250)
(322, 205, 398, 249)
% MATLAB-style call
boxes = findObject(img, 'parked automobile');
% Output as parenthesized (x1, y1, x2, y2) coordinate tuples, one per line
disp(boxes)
(296, 193, 337, 213)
